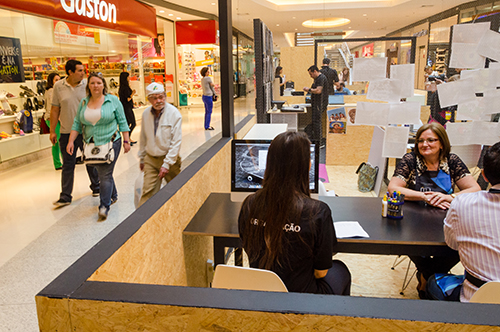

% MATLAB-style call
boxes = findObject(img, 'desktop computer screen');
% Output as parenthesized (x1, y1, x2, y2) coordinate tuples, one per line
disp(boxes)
(231, 139, 319, 193)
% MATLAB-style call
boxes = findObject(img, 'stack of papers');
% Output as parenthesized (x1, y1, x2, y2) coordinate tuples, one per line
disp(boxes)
(334, 221, 370, 239)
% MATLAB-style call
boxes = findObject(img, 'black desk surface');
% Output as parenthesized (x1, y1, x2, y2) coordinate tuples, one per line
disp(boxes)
(184, 193, 453, 256)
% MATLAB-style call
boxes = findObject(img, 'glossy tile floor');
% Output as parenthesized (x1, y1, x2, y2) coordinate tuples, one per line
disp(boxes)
(0, 94, 462, 331)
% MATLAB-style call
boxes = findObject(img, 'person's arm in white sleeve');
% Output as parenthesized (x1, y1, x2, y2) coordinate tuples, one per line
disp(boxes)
(138, 111, 148, 171)
(444, 201, 459, 250)
(162, 112, 182, 170)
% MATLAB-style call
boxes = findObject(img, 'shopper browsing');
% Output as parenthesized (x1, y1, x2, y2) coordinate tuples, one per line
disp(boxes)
(200, 67, 215, 130)
(138, 83, 182, 207)
(320, 58, 339, 95)
(50, 60, 100, 208)
(44, 72, 62, 170)
(66, 72, 130, 221)
(238, 131, 351, 295)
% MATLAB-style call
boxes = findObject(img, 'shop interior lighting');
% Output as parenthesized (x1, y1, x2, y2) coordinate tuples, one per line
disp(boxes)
(159, 10, 165, 13)
(302, 17, 350, 28)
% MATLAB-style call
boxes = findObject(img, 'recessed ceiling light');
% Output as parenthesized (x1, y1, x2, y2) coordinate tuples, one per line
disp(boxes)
(374, 21, 377, 23)
(292, 17, 296, 19)
(276, 24, 279, 26)
(110, 50, 116, 53)
(348, 26, 351, 29)
(159, 10, 164, 13)
(177, 17, 181, 20)
(211, 2, 216, 4)
(168, 13, 173, 16)
(363, 14, 367, 16)
(302, 17, 350, 29)
(295, 28, 298, 31)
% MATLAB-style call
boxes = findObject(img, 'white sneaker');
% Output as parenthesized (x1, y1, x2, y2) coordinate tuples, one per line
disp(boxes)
(98, 207, 108, 221)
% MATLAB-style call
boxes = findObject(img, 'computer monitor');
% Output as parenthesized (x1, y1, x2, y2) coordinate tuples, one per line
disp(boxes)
(231, 139, 319, 195)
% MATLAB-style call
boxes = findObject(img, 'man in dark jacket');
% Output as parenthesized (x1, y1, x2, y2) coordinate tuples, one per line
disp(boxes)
(320, 58, 339, 95)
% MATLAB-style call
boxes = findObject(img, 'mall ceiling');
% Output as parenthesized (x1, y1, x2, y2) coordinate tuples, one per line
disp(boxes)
(153, 0, 473, 49)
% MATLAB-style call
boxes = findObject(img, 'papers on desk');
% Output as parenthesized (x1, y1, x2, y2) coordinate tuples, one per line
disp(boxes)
(334, 221, 370, 239)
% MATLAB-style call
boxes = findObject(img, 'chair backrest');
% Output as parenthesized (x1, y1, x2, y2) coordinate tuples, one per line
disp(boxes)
(469, 281, 500, 304)
(212, 265, 288, 292)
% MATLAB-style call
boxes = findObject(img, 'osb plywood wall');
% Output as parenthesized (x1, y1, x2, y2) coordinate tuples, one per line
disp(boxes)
(280, 46, 323, 94)
(87, 142, 231, 287)
(36, 297, 71, 332)
(64, 299, 500, 332)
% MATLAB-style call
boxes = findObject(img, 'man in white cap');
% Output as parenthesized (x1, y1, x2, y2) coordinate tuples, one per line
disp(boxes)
(138, 82, 182, 207)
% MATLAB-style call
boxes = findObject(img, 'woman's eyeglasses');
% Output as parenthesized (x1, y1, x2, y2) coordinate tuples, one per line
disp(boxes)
(417, 138, 439, 144)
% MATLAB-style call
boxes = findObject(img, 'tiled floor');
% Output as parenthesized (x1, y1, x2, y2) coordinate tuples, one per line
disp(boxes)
(0, 94, 462, 330)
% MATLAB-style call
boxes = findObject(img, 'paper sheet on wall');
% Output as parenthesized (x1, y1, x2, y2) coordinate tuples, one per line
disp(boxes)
(388, 102, 421, 125)
(352, 57, 387, 81)
(447, 122, 500, 146)
(457, 99, 485, 121)
(390, 64, 415, 98)
(477, 30, 500, 62)
(449, 42, 485, 69)
(367, 79, 403, 103)
(461, 68, 499, 93)
(483, 89, 500, 114)
(437, 79, 476, 107)
(450, 145, 482, 168)
(355, 102, 389, 126)
(334, 221, 369, 239)
(382, 126, 410, 158)
(452, 22, 491, 43)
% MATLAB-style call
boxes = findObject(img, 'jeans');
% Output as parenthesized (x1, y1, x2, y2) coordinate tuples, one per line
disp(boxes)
(59, 133, 99, 202)
(92, 138, 121, 210)
(202, 95, 213, 129)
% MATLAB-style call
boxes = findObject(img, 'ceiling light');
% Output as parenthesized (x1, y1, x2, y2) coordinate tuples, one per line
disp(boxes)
(363, 14, 367, 16)
(292, 17, 296, 19)
(159, 10, 164, 13)
(211, 2, 216, 4)
(168, 13, 173, 16)
(302, 17, 350, 29)
(177, 17, 181, 20)
(276, 24, 279, 26)
(295, 28, 298, 30)
(374, 21, 377, 23)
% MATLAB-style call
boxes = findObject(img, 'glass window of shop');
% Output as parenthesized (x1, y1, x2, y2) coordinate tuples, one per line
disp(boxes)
(177, 42, 220, 107)
(428, 15, 457, 76)
(236, 34, 254, 97)
(0, 8, 153, 121)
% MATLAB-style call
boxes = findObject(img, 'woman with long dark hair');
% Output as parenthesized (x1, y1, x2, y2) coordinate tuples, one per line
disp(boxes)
(238, 131, 351, 295)
(275, 66, 284, 96)
(44, 72, 62, 170)
(118, 72, 137, 145)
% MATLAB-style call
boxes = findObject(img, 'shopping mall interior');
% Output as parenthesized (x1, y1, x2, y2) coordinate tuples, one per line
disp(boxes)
(0, 0, 499, 330)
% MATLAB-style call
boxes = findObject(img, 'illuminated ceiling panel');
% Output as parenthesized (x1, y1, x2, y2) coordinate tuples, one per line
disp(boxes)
(252, 0, 409, 11)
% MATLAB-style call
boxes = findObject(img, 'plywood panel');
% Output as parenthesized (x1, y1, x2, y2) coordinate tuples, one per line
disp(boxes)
(36, 296, 71, 332)
(420, 105, 430, 124)
(281, 46, 316, 93)
(326, 125, 375, 166)
(68, 299, 500, 332)
(88, 143, 231, 287)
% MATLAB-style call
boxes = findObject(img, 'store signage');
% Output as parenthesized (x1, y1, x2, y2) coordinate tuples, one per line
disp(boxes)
(362, 43, 374, 57)
(0, 0, 156, 38)
(54, 20, 101, 46)
(60, 0, 117, 24)
(0, 37, 25, 83)
(176, 20, 218, 45)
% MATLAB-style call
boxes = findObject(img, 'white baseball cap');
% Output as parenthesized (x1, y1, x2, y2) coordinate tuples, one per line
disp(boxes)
(146, 82, 165, 96)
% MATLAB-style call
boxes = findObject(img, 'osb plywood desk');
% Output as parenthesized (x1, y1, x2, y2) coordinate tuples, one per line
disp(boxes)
(184, 193, 455, 266)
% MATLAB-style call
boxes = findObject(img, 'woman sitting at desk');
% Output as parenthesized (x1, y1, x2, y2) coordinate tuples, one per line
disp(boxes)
(388, 122, 480, 298)
(238, 132, 351, 295)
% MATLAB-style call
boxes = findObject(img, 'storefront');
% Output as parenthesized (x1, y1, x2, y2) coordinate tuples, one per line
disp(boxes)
(0, 0, 156, 163)
(175, 20, 220, 106)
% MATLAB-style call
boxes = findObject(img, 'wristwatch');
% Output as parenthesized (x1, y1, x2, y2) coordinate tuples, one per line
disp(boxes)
(123, 141, 130, 144)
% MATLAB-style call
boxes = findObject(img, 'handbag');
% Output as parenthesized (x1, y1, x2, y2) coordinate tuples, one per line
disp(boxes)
(39, 114, 50, 134)
(212, 94, 218, 102)
(19, 109, 33, 133)
(83, 132, 117, 164)
(356, 162, 378, 192)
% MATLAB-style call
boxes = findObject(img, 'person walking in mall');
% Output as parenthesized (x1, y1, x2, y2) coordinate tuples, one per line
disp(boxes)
(320, 58, 338, 95)
(303, 65, 328, 147)
(44, 72, 62, 170)
(66, 72, 130, 221)
(201, 67, 215, 130)
(118, 72, 137, 145)
(50, 60, 100, 208)
(138, 82, 182, 207)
